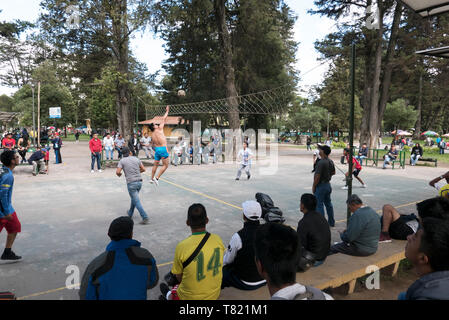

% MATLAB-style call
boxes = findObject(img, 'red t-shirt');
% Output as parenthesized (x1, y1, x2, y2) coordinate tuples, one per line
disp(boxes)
(2, 138, 15, 149)
(89, 138, 102, 153)
(346, 155, 362, 170)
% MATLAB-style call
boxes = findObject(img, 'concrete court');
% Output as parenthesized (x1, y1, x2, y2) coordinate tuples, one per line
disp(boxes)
(0, 141, 443, 300)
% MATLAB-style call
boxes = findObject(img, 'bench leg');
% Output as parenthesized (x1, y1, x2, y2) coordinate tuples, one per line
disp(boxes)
(381, 261, 400, 277)
(347, 279, 357, 294)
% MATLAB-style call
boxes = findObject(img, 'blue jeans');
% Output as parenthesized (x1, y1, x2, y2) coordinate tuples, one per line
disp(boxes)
(105, 147, 113, 160)
(221, 265, 266, 290)
(440, 148, 445, 155)
(127, 181, 148, 220)
(411, 154, 420, 165)
(91, 152, 101, 170)
(356, 155, 366, 166)
(314, 182, 335, 226)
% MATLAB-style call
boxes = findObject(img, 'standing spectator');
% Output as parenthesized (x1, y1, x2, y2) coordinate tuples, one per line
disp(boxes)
(0, 150, 22, 261)
(254, 223, 333, 300)
(188, 142, 194, 164)
(221, 201, 266, 290)
(356, 143, 369, 166)
(439, 139, 446, 155)
(312, 145, 336, 227)
(51, 133, 63, 164)
(296, 194, 331, 270)
(79, 216, 159, 300)
(306, 136, 312, 151)
(330, 195, 381, 256)
(235, 142, 253, 181)
(28, 147, 47, 176)
(383, 144, 399, 169)
(172, 142, 183, 166)
(436, 136, 442, 147)
(2, 133, 15, 150)
(114, 134, 125, 159)
(139, 132, 153, 159)
(116, 147, 149, 225)
(17, 135, 30, 164)
(102, 133, 115, 162)
(160, 203, 225, 300)
(410, 143, 423, 166)
(128, 133, 139, 157)
(75, 130, 80, 143)
(398, 217, 449, 300)
(89, 133, 102, 173)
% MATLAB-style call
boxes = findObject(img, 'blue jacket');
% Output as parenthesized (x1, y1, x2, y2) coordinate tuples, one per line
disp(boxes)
(399, 271, 449, 300)
(0, 166, 14, 218)
(79, 239, 159, 300)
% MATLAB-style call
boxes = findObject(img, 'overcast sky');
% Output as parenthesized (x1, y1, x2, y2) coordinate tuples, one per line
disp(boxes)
(0, 0, 336, 97)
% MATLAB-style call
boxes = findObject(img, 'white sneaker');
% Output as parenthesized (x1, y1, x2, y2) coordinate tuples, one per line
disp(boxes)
(361, 184, 367, 188)
(153, 178, 159, 186)
(342, 186, 348, 190)
(99, 169, 103, 173)
(91, 170, 94, 173)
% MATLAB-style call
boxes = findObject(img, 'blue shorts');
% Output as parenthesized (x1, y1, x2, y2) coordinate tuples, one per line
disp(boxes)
(154, 147, 169, 161)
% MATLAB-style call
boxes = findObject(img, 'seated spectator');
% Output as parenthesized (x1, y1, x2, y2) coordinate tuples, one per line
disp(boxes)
(160, 203, 225, 300)
(296, 194, 331, 270)
(379, 205, 420, 243)
(429, 171, 449, 189)
(330, 195, 381, 256)
(2, 133, 15, 150)
(356, 143, 369, 166)
(254, 223, 333, 300)
(28, 147, 47, 176)
(398, 217, 449, 300)
(221, 201, 266, 290)
(188, 142, 193, 164)
(79, 216, 159, 300)
(383, 145, 399, 169)
(410, 143, 423, 166)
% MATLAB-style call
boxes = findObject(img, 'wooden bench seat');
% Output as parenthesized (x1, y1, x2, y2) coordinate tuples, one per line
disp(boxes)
(219, 240, 406, 300)
(417, 157, 437, 167)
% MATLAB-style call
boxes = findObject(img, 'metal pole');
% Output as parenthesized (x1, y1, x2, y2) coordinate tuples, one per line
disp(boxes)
(37, 81, 41, 147)
(136, 98, 139, 132)
(327, 112, 330, 138)
(347, 43, 356, 224)
(32, 85, 36, 146)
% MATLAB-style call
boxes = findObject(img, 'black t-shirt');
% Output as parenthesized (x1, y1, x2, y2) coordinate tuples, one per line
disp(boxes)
(315, 158, 335, 183)
(297, 211, 331, 261)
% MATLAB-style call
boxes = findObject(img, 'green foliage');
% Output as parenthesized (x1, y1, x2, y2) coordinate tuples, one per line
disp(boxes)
(383, 99, 418, 132)
(0, 94, 14, 112)
(281, 96, 328, 134)
(332, 141, 347, 148)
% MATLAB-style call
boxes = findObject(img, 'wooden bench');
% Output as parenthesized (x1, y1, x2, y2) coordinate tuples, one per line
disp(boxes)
(417, 157, 438, 167)
(219, 241, 406, 300)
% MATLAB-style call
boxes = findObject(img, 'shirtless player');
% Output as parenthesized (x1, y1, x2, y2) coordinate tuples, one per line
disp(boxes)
(149, 106, 170, 186)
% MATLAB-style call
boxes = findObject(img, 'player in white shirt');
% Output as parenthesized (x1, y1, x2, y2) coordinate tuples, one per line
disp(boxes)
(236, 142, 253, 180)
(103, 133, 115, 161)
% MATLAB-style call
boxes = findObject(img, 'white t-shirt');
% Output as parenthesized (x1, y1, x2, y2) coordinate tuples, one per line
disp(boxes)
(238, 148, 253, 165)
(140, 136, 151, 146)
(313, 149, 321, 160)
(103, 137, 114, 149)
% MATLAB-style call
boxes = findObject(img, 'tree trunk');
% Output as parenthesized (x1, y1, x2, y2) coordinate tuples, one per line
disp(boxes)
(111, 0, 132, 139)
(414, 72, 423, 138)
(214, 0, 240, 131)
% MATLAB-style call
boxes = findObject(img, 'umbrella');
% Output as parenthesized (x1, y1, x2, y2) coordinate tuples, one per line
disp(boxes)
(443, 133, 449, 138)
(422, 131, 439, 137)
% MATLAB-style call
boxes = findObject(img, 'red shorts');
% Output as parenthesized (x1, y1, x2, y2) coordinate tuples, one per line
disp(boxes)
(0, 212, 21, 234)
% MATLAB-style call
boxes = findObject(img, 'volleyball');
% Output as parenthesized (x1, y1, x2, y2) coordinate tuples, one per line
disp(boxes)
(177, 89, 186, 97)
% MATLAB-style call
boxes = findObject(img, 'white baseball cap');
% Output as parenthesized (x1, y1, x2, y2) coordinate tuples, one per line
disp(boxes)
(242, 200, 262, 221)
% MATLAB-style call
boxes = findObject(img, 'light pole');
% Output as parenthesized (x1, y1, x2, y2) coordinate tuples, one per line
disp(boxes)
(32, 84, 36, 146)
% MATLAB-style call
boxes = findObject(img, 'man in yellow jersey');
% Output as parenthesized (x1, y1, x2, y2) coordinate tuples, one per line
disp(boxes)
(161, 203, 225, 300)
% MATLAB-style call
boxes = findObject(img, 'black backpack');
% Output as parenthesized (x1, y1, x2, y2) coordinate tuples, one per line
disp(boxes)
(255, 192, 285, 223)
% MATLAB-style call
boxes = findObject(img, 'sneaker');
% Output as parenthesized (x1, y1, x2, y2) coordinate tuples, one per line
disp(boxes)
(361, 184, 367, 188)
(247, 175, 251, 180)
(342, 186, 348, 190)
(1, 251, 22, 261)
(235, 178, 239, 181)
(379, 233, 392, 243)
(91, 170, 94, 173)
(140, 218, 150, 225)
(151, 178, 159, 186)
(99, 169, 103, 173)
(160, 283, 170, 298)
